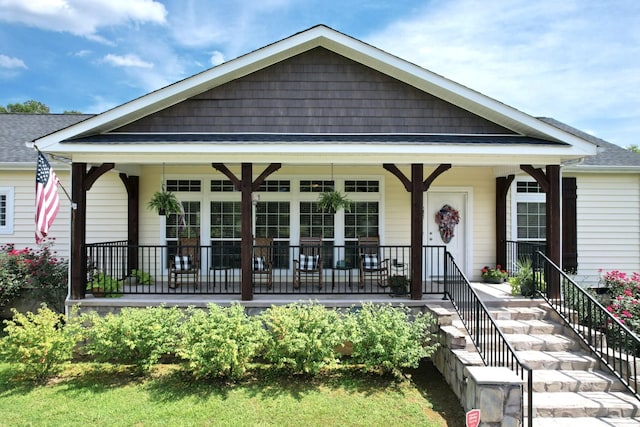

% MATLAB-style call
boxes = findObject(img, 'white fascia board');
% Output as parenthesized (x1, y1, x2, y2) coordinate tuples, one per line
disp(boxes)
(62, 143, 577, 166)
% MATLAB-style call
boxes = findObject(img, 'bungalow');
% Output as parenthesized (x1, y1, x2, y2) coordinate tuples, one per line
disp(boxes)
(2, 25, 638, 305)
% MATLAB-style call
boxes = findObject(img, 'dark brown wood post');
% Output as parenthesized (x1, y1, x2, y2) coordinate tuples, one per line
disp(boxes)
(546, 165, 561, 299)
(241, 163, 253, 301)
(495, 175, 514, 268)
(410, 164, 424, 300)
(70, 163, 87, 299)
(119, 174, 139, 273)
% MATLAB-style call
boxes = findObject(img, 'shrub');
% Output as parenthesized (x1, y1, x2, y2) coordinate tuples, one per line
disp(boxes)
(261, 302, 346, 374)
(0, 241, 68, 312)
(83, 305, 185, 374)
(0, 305, 81, 382)
(600, 270, 640, 334)
(178, 304, 266, 380)
(344, 303, 438, 373)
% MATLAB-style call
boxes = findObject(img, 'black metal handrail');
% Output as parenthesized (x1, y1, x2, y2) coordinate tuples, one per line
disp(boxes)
(536, 251, 640, 400)
(444, 252, 533, 426)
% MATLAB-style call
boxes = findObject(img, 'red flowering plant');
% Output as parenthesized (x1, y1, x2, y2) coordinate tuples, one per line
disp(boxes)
(600, 270, 640, 334)
(0, 239, 68, 313)
(481, 264, 508, 282)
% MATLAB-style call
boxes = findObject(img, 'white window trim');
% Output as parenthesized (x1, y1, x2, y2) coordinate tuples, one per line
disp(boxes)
(510, 179, 545, 242)
(0, 186, 15, 234)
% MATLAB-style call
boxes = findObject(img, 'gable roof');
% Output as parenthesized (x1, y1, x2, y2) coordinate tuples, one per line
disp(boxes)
(0, 113, 93, 165)
(33, 25, 597, 162)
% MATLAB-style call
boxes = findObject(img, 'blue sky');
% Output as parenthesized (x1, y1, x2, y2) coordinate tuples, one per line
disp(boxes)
(0, 0, 638, 148)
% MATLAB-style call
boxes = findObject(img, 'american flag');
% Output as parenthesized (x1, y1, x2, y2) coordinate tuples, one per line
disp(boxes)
(35, 152, 60, 243)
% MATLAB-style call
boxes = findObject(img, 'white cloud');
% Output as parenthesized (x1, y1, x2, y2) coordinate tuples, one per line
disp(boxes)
(0, 0, 167, 41)
(73, 50, 92, 58)
(209, 51, 225, 66)
(366, 0, 640, 145)
(0, 54, 27, 69)
(103, 53, 153, 69)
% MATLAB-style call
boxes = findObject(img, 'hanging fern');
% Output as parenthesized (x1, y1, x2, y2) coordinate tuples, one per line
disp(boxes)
(317, 191, 352, 214)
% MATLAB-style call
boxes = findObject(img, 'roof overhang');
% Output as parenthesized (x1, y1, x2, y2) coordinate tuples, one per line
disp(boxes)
(34, 25, 598, 160)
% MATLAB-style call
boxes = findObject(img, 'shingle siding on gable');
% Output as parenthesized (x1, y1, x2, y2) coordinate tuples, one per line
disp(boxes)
(117, 48, 514, 135)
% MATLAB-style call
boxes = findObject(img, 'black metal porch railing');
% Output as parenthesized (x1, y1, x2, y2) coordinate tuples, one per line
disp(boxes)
(444, 252, 533, 426)
(536, 251, 640, 401)
(503, 240, 546, 276)
(84, 242, 447, 296)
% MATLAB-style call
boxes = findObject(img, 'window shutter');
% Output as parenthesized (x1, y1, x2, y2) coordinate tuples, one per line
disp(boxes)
(562, 177, 578, 273)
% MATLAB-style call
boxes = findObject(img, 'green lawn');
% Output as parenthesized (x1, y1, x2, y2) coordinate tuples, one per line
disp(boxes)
(0, 360, 465, 427)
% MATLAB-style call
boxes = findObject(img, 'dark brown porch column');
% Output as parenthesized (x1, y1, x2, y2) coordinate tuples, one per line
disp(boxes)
(119, 174, 139, 273)
(546, 165, 561, 299)
(521, 164, 561, 299)
(241, 163, 253, 301)
(495, 175, 514, 268)
(410, 164, 424, 300)
(70, 163, 87, 299)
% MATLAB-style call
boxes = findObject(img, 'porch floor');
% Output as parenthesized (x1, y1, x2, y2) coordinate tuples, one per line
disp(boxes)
(66, 281, 538, 312)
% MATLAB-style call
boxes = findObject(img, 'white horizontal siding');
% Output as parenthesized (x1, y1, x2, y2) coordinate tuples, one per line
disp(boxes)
(0, 169, 127, 259)
(571, 173, 640, 284)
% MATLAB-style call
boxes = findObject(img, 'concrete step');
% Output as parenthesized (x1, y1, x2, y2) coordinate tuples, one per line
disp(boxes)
(530, 369, 627, 393)
(451, 318, 565, 336)
(527, 391, 640, 418)
(506, 333, 578, 352)
(525, 416, 640, 426)
(517, 350, 598, 371)
(489, 306, 549, 321)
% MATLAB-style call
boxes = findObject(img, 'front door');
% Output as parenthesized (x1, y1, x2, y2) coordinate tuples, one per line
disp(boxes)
(425, 191, 468, 278)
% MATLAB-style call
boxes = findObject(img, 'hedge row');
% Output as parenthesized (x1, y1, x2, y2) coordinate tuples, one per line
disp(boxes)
(0, 302, 438, 382)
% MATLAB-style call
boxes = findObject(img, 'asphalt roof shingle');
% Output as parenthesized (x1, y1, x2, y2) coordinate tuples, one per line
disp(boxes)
(0, 113, 92, 163)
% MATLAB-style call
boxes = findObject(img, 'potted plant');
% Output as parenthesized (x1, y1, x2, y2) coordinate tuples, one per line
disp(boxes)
(508, 257, 536, 297)
(481, 264, 508, 284)
(317, 190, 352, 214)
(86, 272, 122, 297)
(389, 275, 410, 296)
(147, 187, 183, 216)
(130, 269, 153, 285)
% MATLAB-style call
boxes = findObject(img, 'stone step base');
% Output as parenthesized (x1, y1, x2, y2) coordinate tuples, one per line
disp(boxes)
(525, 417, 640, 426)
(517, 350, 598, 371)
(530, 369, 627, 392)
(527, 391, 640, 418)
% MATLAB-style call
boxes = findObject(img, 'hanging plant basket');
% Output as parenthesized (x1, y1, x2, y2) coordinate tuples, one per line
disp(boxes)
(147, 188, 183, 216)
(317, 191, 352, 214)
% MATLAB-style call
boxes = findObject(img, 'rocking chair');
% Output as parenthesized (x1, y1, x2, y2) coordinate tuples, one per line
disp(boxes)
(293, 236, 323, 289)
(358, 236, 389, 288)
(168, 237, 200, 289)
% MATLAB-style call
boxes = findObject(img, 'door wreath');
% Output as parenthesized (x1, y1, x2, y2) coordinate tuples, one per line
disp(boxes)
(435, 204, 460, 244)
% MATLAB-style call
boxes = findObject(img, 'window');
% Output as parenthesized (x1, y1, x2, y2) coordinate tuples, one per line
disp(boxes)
(345, 202, 379, 239)
(300, 180, 334, 192)
(516, 202, 546, 240)
(256, 202, 290, 268)
(210, 180, 237, 192)
(166, 201, 200, 240)
(258, 180, 290, 192)
(345, 180, 379, 193)
(166, 179, 201, 192)
(0, 187, 14, 234)
(210, 201, 241, 267)
(300, 202, 334, 239)
(513, 180, 545, 242)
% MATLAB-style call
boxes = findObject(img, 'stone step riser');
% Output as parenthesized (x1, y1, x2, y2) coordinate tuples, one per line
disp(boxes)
(529, 379, 627, 393)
